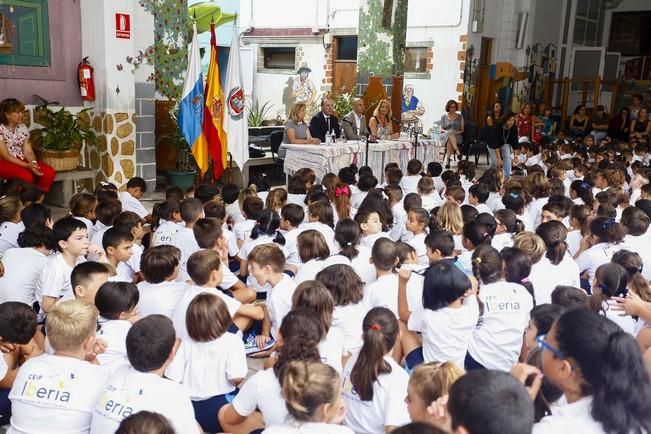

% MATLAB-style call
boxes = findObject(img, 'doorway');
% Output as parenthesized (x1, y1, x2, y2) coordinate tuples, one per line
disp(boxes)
(474, 37, 493, 126)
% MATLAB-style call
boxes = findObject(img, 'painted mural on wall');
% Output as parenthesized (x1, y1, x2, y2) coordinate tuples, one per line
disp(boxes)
(357, 0, 408, 82)
(528, 43, 557, 103)
(401, 84, 425, 123)
(280, 63, 318, 118)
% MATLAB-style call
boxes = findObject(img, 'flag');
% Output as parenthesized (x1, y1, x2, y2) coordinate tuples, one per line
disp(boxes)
(223, 22, 248, 172)
(196, 22, 228, 179)
(178, 23, 204, 170)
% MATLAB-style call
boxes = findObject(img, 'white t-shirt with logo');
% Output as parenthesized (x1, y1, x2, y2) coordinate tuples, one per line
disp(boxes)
(233, 219, 256, 242)
(341, 354, 410, 434)
(151, 220, 181, 247)
(0, 247, 49, 305)
(231, 368, 287, 427)
(172, 285, 241, 339)
(90, 365, 200, 434)
(9, 354, 108, 434)
(0, 221, 24, 257)
(118, 191, 148, 219)
(96, 319, 131, 375)
(137, 280, 188, 319)
(171, 227, 200, 282)
(165, 332, 247, 400)
(467, 281, 533, 370)
(408, 296, 479, 367)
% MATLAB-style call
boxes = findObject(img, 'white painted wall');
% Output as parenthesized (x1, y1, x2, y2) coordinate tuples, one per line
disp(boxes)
(133, 3, 155, 84)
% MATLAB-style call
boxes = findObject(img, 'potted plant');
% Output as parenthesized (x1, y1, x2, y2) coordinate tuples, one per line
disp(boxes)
(158, 107, 197, 190)
(30, 102, 97, 172)
(247, 99, 273, 128)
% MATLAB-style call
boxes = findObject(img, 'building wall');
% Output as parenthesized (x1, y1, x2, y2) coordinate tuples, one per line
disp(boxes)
(0, 0, 82, 107)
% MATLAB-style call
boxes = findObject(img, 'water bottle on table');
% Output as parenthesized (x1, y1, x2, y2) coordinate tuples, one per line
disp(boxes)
(325, 130, 332, 145)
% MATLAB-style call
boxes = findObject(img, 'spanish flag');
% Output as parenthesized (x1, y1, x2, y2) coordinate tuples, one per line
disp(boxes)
(196, 23, 228, 178)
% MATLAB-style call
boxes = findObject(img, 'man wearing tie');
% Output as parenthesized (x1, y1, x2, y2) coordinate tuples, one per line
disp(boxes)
(342, 98, 369, 140)
(309, 97, 341, 142)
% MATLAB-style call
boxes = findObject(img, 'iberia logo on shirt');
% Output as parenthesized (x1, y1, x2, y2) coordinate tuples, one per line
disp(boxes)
(95, 386, 135, 422)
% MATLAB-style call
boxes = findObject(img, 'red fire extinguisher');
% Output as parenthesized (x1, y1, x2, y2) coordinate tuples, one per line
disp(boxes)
(78, 57, 95, 101)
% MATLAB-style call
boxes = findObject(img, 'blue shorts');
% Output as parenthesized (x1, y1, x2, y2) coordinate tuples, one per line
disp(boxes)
(405, 347, 425, 371)
(464, 352, 486, 371)
(192, 389, 239, 433)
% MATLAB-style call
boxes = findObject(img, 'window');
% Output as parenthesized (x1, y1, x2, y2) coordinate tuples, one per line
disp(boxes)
(573, 0, 605, 47)
(608, 12, 651, 56)
(0, 0, 50, 66)
(262, 47, 295, 70)
(336, 36, 357, 61)
(404, 47, 428, 73)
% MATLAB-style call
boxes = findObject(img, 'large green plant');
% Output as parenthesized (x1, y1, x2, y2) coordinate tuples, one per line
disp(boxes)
(30, 106, 97, 152)
(247, 99, 274, 127)
(333, 91, 355, 118)
(157, 104, 197, 173)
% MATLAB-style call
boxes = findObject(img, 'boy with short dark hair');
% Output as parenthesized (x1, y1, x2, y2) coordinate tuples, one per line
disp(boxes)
(71, 261, 111, 303)
(363, 238, 399, 316)
(400, 159, 423, 194)
(90, 315, 201, 433)
(37, 217, 105, 314)
(10, 300, 108, 433)
(468, 183, 492, 214)
(280, 203, 305, 267)
(445, 185, 466, 204)
(137, 245, 187, 319)
(119, 177, 151, 222)
(171, 198, 204, 282)
(203, 200, 239, 261)
(90, 198, 122, 249)
(233, 196, 263, 248)
(221, 183, 241, 224)
(102, 228, 135, 282)
(113, 211, 146, 283)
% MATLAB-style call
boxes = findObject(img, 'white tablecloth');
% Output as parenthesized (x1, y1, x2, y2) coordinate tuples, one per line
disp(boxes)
(282, 135, 443, 182)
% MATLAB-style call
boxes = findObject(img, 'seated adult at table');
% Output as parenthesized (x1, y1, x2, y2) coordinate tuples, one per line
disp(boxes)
(279, 102, 320, 160)
(342, 97, 369, 140)
(309, 97, 340, 142)
(369, 99, 400, 141)
(0, 98, 56, 192)
(441, 99, 464, 169)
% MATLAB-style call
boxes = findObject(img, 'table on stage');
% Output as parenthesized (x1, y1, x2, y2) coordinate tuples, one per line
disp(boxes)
(281, 135, 443, 183)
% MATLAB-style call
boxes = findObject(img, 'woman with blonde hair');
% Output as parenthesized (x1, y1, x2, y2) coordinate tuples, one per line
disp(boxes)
(279, 102, 320, 160)
(437, 201, 464, 251)
(369, 99, 399, 140)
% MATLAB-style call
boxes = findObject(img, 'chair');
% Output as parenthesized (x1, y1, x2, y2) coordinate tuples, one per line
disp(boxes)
(269, 129, 285, 181)
(463, 122, 491, 165)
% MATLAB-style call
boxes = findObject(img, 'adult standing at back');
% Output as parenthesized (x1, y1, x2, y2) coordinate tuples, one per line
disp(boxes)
(342, 98, 369, 140)
(309, 97, 340, 143)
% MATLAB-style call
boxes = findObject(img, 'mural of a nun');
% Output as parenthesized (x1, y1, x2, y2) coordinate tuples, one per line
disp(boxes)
(401, 84, 425, 123)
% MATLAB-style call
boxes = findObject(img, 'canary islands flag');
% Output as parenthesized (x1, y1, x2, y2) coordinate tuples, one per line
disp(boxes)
(178, 23, 205, 172)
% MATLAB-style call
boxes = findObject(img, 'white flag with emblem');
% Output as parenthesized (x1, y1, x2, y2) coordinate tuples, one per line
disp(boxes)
(223, 21, 248, 174)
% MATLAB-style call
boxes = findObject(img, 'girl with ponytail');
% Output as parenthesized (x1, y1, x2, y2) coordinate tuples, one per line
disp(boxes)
(589, 262, 635, 335)
(466, 245, 533, 371)
(530, 309, 651, 433)
(219, 309, 323, 432)
(324, 218, 376, 285)
(332, 183, 354, 222)
(612, 250, 651, 350)
(342, 307, 410, 433)
(575, 216, 627, 283)
(458, 220, 493, 275)
(569, 179, 594, 207)
(567, 204, 591, 257)
(264, 361, 351, 434)
(492, 208, 524, 251)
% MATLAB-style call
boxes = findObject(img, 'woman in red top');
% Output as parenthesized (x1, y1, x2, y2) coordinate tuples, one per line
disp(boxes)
(0, 98, 56, 192)
(515, 102, 534, 139)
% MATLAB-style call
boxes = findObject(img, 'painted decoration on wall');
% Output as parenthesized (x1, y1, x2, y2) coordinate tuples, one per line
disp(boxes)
(528, 43, 557, 103)
(292, 64, 317, 107)
(401, 83, 425, 123)
(0, 0, 50, 67)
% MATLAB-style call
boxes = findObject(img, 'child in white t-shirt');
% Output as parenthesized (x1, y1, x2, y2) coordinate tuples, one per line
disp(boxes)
(69, 192, 98, 235)
(137, 245, 187, 318)
(218, 310, 324, 432)
(341, 307, 410, 433)
(466, 245, 533, 371)
(248, 244, 296, 351)
(316, 264, 369, 352)
(0, 195, 24, 257)
(355, 209, 391, 249)
(417, 176, 442, 212)
(221, 183, 242, 225)
(202, 199, 241, 262)
(71, 261, 110, 304)
(238, 209, 289, 280)
(89, 198, 122, 252)
(398, 260, 479, 369)
(118, 176, 151, 222)
(400, 159, 423, 195)
(171, 198, 204, 282)
(469, 183, 493, 215)
(95, 281, 139, 373)
(293, 230, 330, 285)
(10, 300, 108, 433)
(151, 199, 182, 247)
(102, 227, 134, 282)
(405, 207, 429, 266)
(0, 224, 52, 306)
(166, 293, 247, 433)
(300, 201, 337, 253)
(588, 263, 636, 334)
(172, 249, 263, 339)
(324, 218, 376, 286)
(192, 217, 257, 303)
(280, 203, 305, 267)
(37, 217, 105, 315)
(90, 315, 201, 434)
(351, 175, 377, 210)
(263, 361, 351, 434)
(113, 211, 146, 283)
(364, 238, 400, 317)
(233, 196, 264, 248)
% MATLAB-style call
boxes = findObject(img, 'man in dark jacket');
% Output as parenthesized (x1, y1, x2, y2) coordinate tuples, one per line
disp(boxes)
(309, 97, 340, 142)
